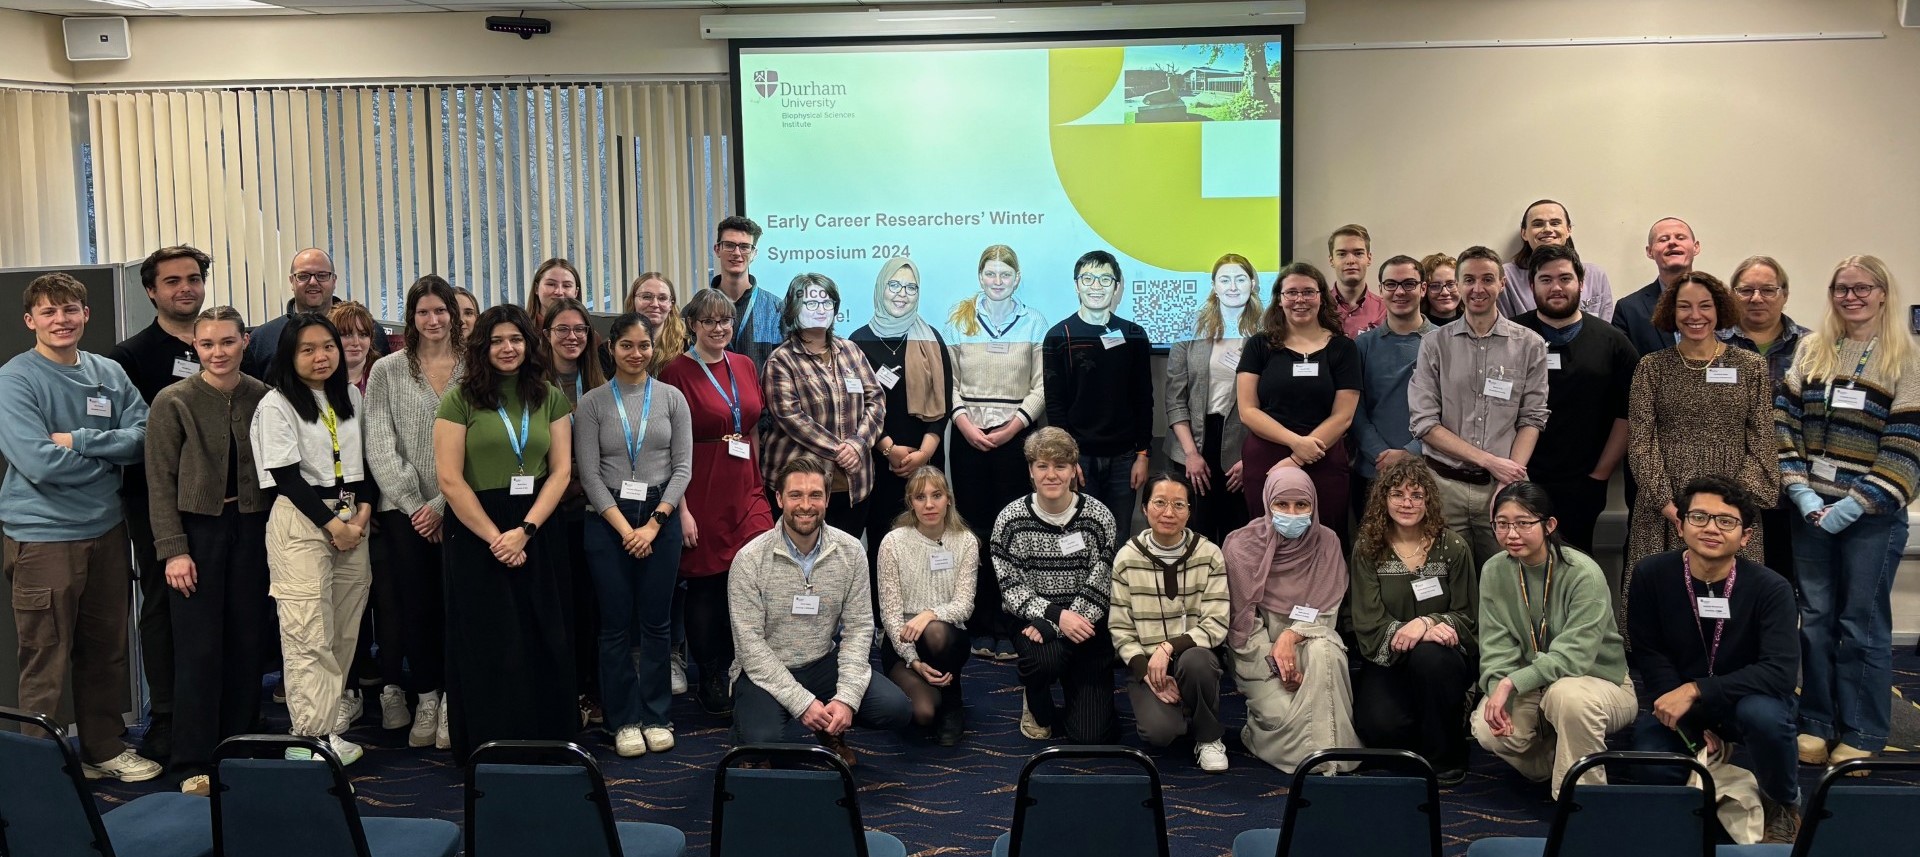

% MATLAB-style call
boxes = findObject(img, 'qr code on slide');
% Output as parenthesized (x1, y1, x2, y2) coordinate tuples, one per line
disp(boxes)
(1131, 278, 1202, 344)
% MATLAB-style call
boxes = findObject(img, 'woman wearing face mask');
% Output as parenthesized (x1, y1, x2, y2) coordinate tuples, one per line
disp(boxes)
(1166, 253, 1261, 544)
(1499, 199, 1616, 321)
(875, 466, 977, 746)
(1223, 467, 1357, 774)
(759, 273, 885, 535)
(1777, 255, 1919, 772)
(1347, 458, 1477, 784)
(1475, 482, 1632, 800)
(851, 256, 954, 593)
(627, 273, 688, 374)
(1419, 254, 1462, 326)
(525, 258, 581, 328)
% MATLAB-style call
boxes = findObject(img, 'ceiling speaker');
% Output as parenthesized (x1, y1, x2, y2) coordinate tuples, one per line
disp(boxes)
(63, 17, 131, 62)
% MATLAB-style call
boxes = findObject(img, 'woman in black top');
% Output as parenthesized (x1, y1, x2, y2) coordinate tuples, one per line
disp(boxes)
(1235, 261, 1363, 544)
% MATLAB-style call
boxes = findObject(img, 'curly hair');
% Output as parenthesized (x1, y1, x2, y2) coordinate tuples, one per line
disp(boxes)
(1651, 271, 1736, 334)
(1353, 457, 1447, 565)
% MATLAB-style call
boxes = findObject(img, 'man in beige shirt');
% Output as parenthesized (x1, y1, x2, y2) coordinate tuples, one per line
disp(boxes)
(1408, 245, 1550, 569)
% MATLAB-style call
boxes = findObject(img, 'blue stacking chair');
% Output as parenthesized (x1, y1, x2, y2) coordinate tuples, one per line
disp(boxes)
(465, 740, 684, 857)
(1467, 750, 1717, 857)
(1232, 748, 1442, 857)
(210, 735, 460, 857)
(0, 705, 212, 857)
(993, 745, 1168, 857)
(1717, 757, 1920, 857)
(711, 744, 903, 857)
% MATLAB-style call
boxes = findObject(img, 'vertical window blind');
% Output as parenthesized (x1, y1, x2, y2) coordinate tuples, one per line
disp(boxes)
(0, 88, 82, 269)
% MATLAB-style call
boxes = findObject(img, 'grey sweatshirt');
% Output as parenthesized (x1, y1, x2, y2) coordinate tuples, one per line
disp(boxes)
(728, 523, 873, 717)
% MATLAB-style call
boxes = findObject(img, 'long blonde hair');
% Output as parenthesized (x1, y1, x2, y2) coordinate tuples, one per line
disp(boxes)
(890, 466, 975, 537)
(626, 272, 688, 373)
(946, 244, 1020, 337)
(1791, 255, 1910, 386)
(1195, 253, 1265, 341)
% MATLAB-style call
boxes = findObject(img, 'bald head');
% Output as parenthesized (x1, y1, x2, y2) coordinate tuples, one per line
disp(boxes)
(288, 248, 337, 311)
(1644, 218, 1700, 282)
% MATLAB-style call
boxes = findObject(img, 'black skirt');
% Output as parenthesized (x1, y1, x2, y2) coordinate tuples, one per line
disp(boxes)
(443, 483, 578, 762)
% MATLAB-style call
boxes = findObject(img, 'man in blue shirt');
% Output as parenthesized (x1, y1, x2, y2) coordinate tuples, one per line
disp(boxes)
(1350, 254, 1434, 517)
(0, 273, 159, 782)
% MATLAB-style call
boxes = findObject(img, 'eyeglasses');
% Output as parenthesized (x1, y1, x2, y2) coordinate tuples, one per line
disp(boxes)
(884, 280, 919, 295)
(800, 300, 835, 312)
(1426, 280, 1458, 293)
(1733, 286, 1783, 299)
(1280, 289, 1319, 300)
(1683, 511, 1746, 532)
(695, 317, 734, 328)
(715, 241, 756, 255)
(1492, 518, 1542, 534)
(292, 271, 337, 284)
(1829, 283, 1882, 299)
(633, 293, 672, 304)
(1076, 274, 1118, 288)
(1147, 499, 1190, 512)
(548, 325, 591, 338)
(1381, 279, 1424, 293)
(1388, 491, 1427, 503)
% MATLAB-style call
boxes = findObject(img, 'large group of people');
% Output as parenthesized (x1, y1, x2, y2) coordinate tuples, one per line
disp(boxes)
(2, 206, 1913, 848)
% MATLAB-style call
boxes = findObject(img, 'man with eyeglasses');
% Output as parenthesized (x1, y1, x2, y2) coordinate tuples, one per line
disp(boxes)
(1329, 224, 1385, 337)
(1408, 246, 1550, 570)
(710, 216, 783, 371)
(242, 248, 389, 378)
(1511, 244, 1637, 557)
(1612, 217, 1702, 359)
(1042, 250, 1153, 529)
(1626, 475, 1801, 844)
(1717, 256, 1808, 587)
(1350, 255, 1434, 518)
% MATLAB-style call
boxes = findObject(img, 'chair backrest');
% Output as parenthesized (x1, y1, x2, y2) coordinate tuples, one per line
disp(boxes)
(1795, 758, 1920, 857)
(1271, 749, 1441, 857)
(712, 744, 872, 857)
(0, 706, 119, 857)
(1005, 746, 1168, 857)
(466, 741, 621, 857)
(1543, 751, 1716, 857)
(211, 735, 372, 857)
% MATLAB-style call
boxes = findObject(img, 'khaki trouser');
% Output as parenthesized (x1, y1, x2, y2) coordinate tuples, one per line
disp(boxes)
(1472, 675, 1637, 798)
(3, 525, 133, 764)
(267, 497, 370, 737)
(1435, 473, 1501, 572)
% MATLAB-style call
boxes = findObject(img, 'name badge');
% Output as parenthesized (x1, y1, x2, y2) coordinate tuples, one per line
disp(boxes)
(1058, 532, 1087, 555)
(842, 375, 864, 394)
(1706, 367, 1739, 384)
(1411, 577, 1444, 601)
(1546, 353, 1563, 371)
(1288, 604, 1320, 623)
(929, 550, 955, 571)
(1100, 329, 1125, 350)
(1482, 378, 1513, 400)
(1217, 349, 1242, 370)
(619, 480, 648, 501)
(874, 365, 900, 389)
(172, 358, 199, 378)
(1811, 458, 1839, 481)
(791, 594, 821, 615)
(1696, 596, 1731, 619)
(986, 341, 1011, 354)
(728, 439, 751, 459)
(509, 475, 535, 496)
(86, 396, 112, 417)
(1291, 362, 1319, 377)
(1832, 387, 1868, 410)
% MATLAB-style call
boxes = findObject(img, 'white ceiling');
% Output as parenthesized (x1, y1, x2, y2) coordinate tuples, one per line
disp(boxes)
(0, 0, 1022, 16)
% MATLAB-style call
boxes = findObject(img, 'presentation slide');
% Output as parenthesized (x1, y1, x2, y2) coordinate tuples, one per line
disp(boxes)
(734, 31, 1291, 346)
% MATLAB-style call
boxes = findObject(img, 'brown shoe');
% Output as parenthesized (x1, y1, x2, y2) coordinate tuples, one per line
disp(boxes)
(814, 730, 857, 767)
(1761, 798, 1802, 844)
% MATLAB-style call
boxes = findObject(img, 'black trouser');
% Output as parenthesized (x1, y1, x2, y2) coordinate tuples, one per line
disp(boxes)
(1760, 505, 1797, 591)
(1012, 625, 1117, 744)
(1186, 414, 1252, 546)
(863, 462, 911, 621)
(168, 508, 270, 772)
(1126, 646, 1224, 746)
(683, 573, 734, 680)
(823, 491, 869, 539)
(880, 619, 970, 725)
(377, 509, 444, 693)
(948, 426, 1033, 640)
(560, 507, 599, 703)
(1352, 642, 1476, 771)
(127, 494, 172, 720)
(1537, 476, 1609, 557)
(348, 525, 404, 691)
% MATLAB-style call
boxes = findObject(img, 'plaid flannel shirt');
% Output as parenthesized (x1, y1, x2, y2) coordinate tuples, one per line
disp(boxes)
(757, 337, 886, 503)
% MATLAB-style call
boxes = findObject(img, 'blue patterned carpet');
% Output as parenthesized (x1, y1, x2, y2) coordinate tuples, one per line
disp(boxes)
(93, 652, 1920, 857)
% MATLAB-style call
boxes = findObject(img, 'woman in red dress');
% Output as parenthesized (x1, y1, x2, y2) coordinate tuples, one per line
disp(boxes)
(656, 287, 775, 715)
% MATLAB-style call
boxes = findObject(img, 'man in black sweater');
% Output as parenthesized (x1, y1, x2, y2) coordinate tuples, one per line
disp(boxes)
(1627, 475, 1800, 843)
(1041, 249, 1153, 531)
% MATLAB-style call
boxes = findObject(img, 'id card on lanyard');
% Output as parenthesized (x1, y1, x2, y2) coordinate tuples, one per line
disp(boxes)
(498, 402, 535, 495)
(1815, 337, 1877, 469)
(611, 379, 654, 501)
(1683, 552, 1736, 675)
(698, 355, 752, 459)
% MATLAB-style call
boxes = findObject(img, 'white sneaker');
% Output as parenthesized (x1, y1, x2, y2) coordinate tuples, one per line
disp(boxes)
(328, 734, 364, 766)
(1196, 740, 1229, 773)
(408, 691, 441, 748)
(670, 651, 689, 696)
(82, 750, 163, 783)
(614, 725, 647, 758)
(643, 726, 676, 753)
(333, 690, 363, 735)
(379, 685, 410, 730)
(434, 693, 450, 750)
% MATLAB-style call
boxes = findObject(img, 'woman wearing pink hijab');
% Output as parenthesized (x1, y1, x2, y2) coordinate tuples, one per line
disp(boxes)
(1223, 467, 1358, 774)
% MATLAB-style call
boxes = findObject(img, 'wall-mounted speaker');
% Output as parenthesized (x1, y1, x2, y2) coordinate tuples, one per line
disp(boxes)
(63, 17, 131, 62)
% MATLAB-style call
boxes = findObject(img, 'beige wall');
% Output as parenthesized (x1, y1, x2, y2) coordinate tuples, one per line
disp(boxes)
(0, 10, 72, 85)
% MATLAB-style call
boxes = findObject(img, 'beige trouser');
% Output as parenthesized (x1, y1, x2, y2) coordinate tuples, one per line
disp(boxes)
(1473, 675, 1637, 798)
(1435, 474, 1500, 572)
(267, 497, 371, 737)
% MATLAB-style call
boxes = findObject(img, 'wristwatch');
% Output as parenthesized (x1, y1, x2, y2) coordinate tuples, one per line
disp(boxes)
(519, 520, 538, 536)
(650, 509, 671, 526)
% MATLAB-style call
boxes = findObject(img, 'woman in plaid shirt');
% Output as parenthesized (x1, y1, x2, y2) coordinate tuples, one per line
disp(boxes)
(758, 273, 886, 535)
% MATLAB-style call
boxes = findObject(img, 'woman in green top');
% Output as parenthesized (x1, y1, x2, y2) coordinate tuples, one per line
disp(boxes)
(1473, 481, 1633, 799)
(433, 304, 577, 762)
(1348, 457, 1477, 784)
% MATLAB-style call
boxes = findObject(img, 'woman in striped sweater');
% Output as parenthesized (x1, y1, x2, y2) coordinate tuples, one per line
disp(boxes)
(874, 466, 977, 746)
(1777, 255, 1920, 772)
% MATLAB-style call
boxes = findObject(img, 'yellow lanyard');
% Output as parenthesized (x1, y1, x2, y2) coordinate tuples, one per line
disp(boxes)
(1517, 552, 1554, 654)
(319, 404, 343, 479)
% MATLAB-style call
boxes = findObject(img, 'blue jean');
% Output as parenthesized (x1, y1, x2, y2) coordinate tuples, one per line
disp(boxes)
(583, 500, 685, 729)
(1793, 510, 1905, 751)
(1630, 694, 1800, 805)
(1078, 453, 1138, 534)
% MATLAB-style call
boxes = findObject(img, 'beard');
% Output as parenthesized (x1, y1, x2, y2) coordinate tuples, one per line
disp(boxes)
(1538, 293, 1581, 320)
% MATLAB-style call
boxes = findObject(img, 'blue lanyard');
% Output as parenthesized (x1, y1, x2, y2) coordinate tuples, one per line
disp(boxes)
(697, 355, 744, 437)
(609, 378, 654, 477)
(496, 402, 532, 474)
(575, 374, 583, 401)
